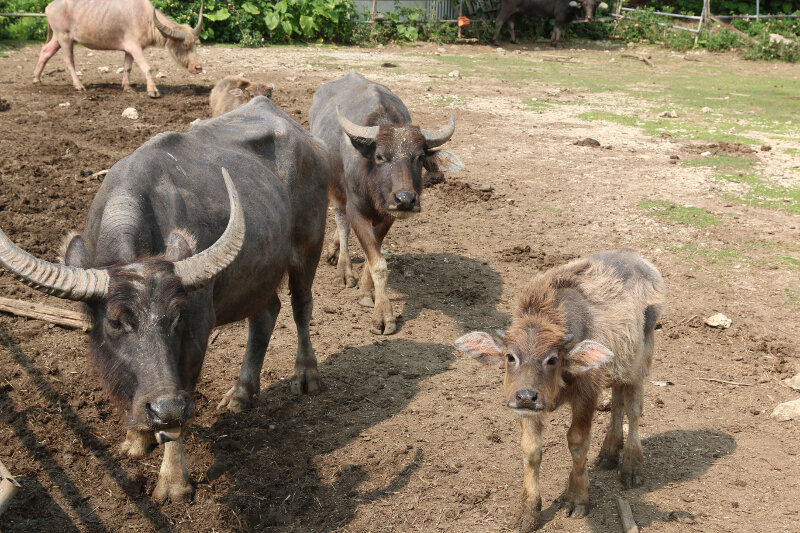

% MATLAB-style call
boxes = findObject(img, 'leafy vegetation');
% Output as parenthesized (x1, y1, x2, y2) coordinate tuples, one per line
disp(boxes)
(638, 200, 723, 227)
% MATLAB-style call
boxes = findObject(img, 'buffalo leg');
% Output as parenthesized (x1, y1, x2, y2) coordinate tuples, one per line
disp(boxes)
(517, 415, 544, 533)
(120, 428, 157, 458)
(551, 24, 564, 47)
(288, 274, 320, 395)
(596, 385, 624, 469)
(493, 7, 515, 45)
(59, 38, 85, 91)
(565, 395, 595, 518)
(508, 19, 518, 44)
(350, 211, 396, 335)
(217, 295, 281, 412)
(125, 44, 160, 98)
(327, 207, 356, 288)
(121, 52, 134, 91)
(32, 37, 61, 83)
(153, 435, 192, 502)
(620, 383, 645, 488)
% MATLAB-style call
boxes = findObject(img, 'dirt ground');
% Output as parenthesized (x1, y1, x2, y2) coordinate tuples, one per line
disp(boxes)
(0, 40, 798, 533)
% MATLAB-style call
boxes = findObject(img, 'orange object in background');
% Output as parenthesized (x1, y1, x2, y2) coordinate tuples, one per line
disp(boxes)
(458, 16, 471, 27)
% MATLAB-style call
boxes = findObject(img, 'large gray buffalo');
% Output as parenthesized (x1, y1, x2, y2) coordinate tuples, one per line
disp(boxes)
(310, 71, 463, 335)
(33, 0, 205, 97)
(493, 0, 608, 47)
(0, 97, 329, 501)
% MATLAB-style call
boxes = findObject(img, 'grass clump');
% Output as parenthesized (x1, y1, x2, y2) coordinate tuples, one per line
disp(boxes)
(716, 173, 800, 214)
(639, 200, 722, 228)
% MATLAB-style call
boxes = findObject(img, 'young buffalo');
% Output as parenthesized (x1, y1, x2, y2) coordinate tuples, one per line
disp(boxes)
(210, 75, 275, 117)
(455, 249, 665, 531)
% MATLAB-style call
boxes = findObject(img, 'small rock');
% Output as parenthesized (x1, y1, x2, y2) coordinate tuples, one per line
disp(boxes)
(760, 144, 772, 152)
(670, 154, 680, 160)
(0, 98, 9, 112)
(381, 62, 398, 68)
(87, 52, 94, 57)
(98, 66, 110, 73)
(574, 137, 601, 147)
(285, 76, 298, 82)
(117, 67, 125, 74)
(448, 70, 461, 78)
(769, 33, 795, 46)
(76, 71, 82, 77)
(704, 313, 731, 329)
(121, 107, 139, 120)
(659, 110, 678, 118)
(477, 184, 493, 192)
(770, 398, 800, 421)
(188, 118, 201, 127)
(783, 373, 800, 392)
(701, 106, 712, 113)
(650, 380, 674, 387)
(700, 151, 712, 157)
(156, 71, 167, 79)
(58, 102, 71, 108)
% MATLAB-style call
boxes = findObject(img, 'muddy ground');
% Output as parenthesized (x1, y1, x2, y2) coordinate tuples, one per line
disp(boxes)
(0, 41, 798, 532)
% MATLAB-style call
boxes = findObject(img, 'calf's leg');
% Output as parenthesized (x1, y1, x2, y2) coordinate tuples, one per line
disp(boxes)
(121, 52, 134, 91)
(596, 385, 624, 469)
(327, 207, 356, 287)
(125, 44, 160, 98)
(59, 38, 85, 91)
(351, 211, 396, 335)
(620, 383, 645, 488)
(517, 415, 544, 532)
(153, 435, 192, 502)
(493, 7, 514, 45)
(565, 396, 595, 518)
(33, 37, 61, 83)
(120, 428, 157, 458)
(217, 296, 281, 412)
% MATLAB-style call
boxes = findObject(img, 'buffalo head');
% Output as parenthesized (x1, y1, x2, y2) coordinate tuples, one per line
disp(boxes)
(0, 168, 244, 445)
(336, 108, 463, 218)
(153, 1, 204, 74)
(568, 0, 608, 22)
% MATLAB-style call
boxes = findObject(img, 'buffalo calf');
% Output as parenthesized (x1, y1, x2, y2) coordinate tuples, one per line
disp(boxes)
(210, 75, 275, 117)
(455, 249, 665, 531)
(493, 0, 608, 47)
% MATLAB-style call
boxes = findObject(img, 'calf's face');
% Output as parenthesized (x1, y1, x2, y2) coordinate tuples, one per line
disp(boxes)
(569, 0, 608, 22)
(455, 329, 614, 416)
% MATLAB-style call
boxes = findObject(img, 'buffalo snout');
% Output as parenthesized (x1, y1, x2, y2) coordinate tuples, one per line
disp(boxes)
(391, 191, 418, 211)
(146, 395, 190, 429)
(512, 388, 540, 410)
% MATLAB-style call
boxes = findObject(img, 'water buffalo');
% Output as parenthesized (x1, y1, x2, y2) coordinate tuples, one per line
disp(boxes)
(0, 97, 329, 501)
(493, 0, 608, 47)
(310, 71, 463, 335)
(455, 249, 665, 531)
(210, 75, 275, 117)
(33, 0, 205, 98)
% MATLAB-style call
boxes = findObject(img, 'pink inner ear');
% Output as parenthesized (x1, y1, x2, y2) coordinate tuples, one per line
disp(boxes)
(567, 340, 614, 372)
(229, 88, 244, 97)
(454, 332, 504, 367)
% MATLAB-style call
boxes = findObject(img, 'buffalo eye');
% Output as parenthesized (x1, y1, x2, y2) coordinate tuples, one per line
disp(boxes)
(107, 318, 123, 330)
(375, 153, 387, 164)
(506, 352, 519, 365)
(545, 355, 558, 366)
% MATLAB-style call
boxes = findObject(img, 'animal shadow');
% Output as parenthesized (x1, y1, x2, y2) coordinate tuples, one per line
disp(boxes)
(386, 252, 509, 333)
(199, 338, 454, 532)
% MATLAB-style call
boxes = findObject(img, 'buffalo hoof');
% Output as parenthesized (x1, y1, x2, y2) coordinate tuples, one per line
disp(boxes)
(120, 429, 157, 458)
(515, 497, 541, 533)
(148, 88, 161, 98)
(566, 501, 589, 518)
(290, 367, 321, 395)
(510, 39, 519, 44)
(620, 465, 643, 489)
(73, 84, 86, 92)
(217, 384, 253, 413)
(326, 247, 339, 266)
(371, 316, 397, 335)
(153, 478, 193, 503)
(595, 448, 620, 470)
(33, 78, 41, 85)
(492, 40, 500, 47)
(358, 295, 374, 308)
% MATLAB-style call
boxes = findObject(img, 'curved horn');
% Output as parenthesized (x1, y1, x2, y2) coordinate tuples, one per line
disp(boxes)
(336, 106, 378, 145)
(173, 168, 245, 292)
(153, 8, 188, 41)
(193, 0, 204, 38)
(420, 115, 456, 148)
(0, 228, 108, 301)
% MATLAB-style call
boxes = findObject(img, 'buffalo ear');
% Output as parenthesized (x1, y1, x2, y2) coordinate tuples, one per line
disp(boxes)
(569, 0, 580, 6)
(165, 229, 197, 262)
(228, 88, 245, 97)
(598, 2, 609, 9)
(454, 331, 504, 367)
(424, 150, 463, 173)
(564, 340, 613, 374)
(63, 232, 90, 268)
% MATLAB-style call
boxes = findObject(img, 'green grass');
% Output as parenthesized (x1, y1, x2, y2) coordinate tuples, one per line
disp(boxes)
(783, 287, 800, 307)
(430, 95, 464, 107)
(716, 173, 800, 214)
(639, 200, 722, 228)
(781, 256, 800, 270)
(682, 155, 757, 171)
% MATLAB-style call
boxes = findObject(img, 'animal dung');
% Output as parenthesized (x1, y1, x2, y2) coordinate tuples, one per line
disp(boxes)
(121, 107, 139, 120)
(704, 313, 731, 329)
(574, 138, 601, 147)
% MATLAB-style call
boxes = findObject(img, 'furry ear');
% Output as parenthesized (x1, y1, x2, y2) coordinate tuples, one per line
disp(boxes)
(424, 150, 463, 173)
(164, 229, 197, 262)
(61, 232, 90, 268)
(564, 340, 614, 374)
(454, 331, 504, 367)
(229, 88, 245, 98)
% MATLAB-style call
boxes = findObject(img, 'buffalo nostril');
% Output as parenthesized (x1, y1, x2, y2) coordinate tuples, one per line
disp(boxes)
(515, 389, 538, 405)
(394, 191, 417, 210)
(148, 397, 189, 427)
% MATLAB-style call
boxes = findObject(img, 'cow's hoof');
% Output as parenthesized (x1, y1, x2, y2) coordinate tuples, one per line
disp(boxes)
(515, 502, 541, 532)
(153, 479, 193, 503)
(510, 39, 519, 44)
(74, 85, 86, 92)
(620, 466, 643, 489)
(595, 448, 619, 470)
(566, 501, 589, 518)
(120, 430, 156, 458)
(344, 274, 357, 288)
(217, 384, 253, 413)
(33, 78, 41, 85)
(371, 318, 396, 335)
(290, 367, 321, 395)
(358, 296, 374, 307)
(148, 89, 161, 98)
(326, 249, 339, 266)
(492, 41, 500, 47)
